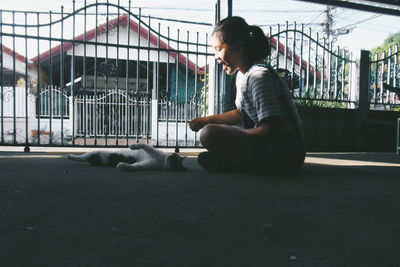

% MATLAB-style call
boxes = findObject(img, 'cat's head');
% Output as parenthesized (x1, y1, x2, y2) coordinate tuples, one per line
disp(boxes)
(166, 153, 186, 171)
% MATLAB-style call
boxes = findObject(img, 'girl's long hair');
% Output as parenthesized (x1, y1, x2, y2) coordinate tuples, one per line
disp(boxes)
(212, 16, 271, 61)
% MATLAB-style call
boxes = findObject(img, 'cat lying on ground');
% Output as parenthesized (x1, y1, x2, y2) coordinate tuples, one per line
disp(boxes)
(67, 143, 186, 171)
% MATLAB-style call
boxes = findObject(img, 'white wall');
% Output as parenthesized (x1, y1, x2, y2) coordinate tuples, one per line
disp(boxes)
(2, 51, 26, 75)
(0, 86, 73, 145)
(67, 26, 176, 64)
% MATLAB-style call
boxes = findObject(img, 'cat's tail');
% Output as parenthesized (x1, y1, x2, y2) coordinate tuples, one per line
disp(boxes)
(67, 153, 90, 162)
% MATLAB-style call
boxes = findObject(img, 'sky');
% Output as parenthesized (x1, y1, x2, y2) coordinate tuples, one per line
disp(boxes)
(1, 0, 400, 57)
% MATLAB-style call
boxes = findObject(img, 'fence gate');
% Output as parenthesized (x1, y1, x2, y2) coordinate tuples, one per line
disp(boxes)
(74, 91, 152, 146)
(0, 2, 213, 149)
(3, 2, 397, 150)
(367, 48, 400, 110)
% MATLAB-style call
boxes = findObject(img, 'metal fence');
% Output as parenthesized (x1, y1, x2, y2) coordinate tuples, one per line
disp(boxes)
(369, 47, 400, 110)
(267, 23, 357, 109)
(1, 86, 29, 117)
(37, 86, 70, 118)
(0, 2, 213, 149)
(2, 2, 399, 150)
(75, 91, 149, 138)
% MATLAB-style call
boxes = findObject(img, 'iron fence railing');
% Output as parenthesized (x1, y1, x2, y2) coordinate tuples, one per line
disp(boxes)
(37, 86, 70, 118)
(267, 22, 357, 109)
(158, 100, 203, 122)
(0, 2, 213, 149)
(1, 86, 29, 118)
(75, 91, 149, 138)
(2, 2, 399, 150)
(369, 46, 400, 110)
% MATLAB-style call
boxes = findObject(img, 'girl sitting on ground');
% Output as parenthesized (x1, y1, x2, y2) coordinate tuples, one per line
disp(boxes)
(189, 16, 305, 173)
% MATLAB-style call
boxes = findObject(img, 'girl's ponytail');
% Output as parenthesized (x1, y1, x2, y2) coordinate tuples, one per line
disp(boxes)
(248, 25, 271, 60)
(213, 17, 270, 62)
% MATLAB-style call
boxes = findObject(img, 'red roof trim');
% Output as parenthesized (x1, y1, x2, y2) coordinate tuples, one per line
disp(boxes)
(31, 14, 198, 73)
(2, 44, 26, 63)
(270, 37, 322, 80)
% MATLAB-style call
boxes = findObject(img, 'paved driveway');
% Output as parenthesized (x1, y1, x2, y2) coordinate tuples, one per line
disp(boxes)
(0, 151, 399, 266)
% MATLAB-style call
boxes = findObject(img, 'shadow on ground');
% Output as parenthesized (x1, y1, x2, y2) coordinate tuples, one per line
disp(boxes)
(0, 152, 399, 267)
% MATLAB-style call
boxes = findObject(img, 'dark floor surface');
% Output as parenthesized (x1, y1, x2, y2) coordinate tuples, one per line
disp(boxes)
(0, 151, 400, 267)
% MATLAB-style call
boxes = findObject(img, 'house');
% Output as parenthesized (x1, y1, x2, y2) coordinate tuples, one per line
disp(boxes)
(31, 14, 203, 99)
(270, 36, 322, 87)
(28, 14, 206, 145)
(0, 45, 36, 144)
(1, 44, 28, 86)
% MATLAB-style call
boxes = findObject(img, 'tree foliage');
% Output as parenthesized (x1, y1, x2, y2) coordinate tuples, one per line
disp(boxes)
(371, 31, 400, 56)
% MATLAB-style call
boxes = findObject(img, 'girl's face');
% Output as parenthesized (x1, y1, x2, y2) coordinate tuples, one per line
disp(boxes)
(212, 32, 241, 75)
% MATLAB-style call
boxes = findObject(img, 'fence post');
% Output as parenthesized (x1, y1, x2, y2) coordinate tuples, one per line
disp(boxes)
(358, 50, 370, 117)
(69, 95, 75, 137)
(28, 91, 36, 142)
(208, 60, 216, 115)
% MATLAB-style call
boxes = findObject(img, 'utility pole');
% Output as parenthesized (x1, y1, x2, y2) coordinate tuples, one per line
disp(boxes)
(322, 6, 334, 44)
(322, 6, 353, 44)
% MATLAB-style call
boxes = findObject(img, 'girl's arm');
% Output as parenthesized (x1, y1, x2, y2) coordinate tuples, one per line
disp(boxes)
(189, 109, 241, 132)
(242, 116, 286, 138)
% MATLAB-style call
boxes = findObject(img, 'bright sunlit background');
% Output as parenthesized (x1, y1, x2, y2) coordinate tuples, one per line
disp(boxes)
(1, 0, 400, 56)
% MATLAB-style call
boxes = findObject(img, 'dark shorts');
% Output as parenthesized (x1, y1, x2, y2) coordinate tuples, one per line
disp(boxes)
(208, 128, 305, 174)
(252, 129, 306, 173)
(239, 109, 305, 173)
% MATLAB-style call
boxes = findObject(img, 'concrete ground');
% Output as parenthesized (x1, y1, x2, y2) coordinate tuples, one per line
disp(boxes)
(0, 149, 400, 267)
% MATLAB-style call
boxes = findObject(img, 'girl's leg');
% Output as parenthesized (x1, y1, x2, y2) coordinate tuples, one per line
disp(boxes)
(199, 124, 257, 169)
(198, 124, 306, 173)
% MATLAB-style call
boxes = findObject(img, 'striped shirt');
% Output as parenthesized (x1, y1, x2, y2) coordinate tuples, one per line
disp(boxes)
(238, 64, 302, 131)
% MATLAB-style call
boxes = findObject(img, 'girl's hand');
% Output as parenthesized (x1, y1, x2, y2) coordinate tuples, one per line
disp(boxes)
(189, 117, 208, 132)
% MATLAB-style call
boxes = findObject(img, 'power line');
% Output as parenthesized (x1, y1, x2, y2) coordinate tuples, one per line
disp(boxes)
(355, 24, 399, 33)
(128, 6, 212, 12)
(258, 22, 322, 27)
(291, 3, 315, 22)
(305, 10, 325, 26)
(234, 9, 325, 13)
(336, 14, 382, 31)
